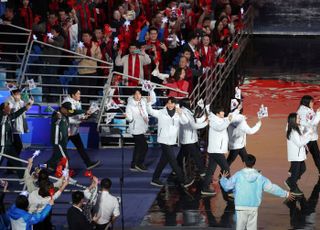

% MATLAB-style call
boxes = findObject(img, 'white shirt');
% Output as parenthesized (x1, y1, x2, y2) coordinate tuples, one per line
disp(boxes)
(96, 191, 120, 225)
(28, 189, 61, 213)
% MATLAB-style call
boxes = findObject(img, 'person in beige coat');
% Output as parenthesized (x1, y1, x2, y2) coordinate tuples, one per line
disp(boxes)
(76, 30, 102, 102)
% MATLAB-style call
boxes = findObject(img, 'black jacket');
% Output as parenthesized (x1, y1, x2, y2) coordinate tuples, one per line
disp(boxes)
(67, 206, 93, 230)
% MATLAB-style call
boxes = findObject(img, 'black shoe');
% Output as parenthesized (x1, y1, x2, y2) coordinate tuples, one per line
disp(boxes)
(135, 164, 148, 172)
(86, 160, 101, 170)
(183, 178, 195, 188)
(129, 166, 139, 172)
(291, 186, 303, 196)
(201, 188, 217, 196)
(150, 179, 164, 187)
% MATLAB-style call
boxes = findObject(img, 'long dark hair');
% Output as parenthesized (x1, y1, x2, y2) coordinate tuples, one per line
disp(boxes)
(300, 95, 313, 108)
(287, 113, 301, 140)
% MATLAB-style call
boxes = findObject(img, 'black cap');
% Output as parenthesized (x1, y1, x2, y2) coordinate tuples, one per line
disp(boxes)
(61, 102, 74, 114)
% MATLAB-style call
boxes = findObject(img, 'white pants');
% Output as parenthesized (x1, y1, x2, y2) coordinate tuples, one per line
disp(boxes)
(236, 209, 258, 230)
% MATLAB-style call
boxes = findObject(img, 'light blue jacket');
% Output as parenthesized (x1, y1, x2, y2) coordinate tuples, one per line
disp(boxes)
(7, 204, 52, 230)
(220, 168, 288, 210)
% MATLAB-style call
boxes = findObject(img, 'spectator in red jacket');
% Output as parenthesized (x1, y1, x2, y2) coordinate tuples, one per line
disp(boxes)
(164, 67, 189, 98)
(19, 0, 33, 29)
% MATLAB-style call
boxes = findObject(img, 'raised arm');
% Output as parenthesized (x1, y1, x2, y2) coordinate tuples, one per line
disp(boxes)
(240, 120, 262, 135)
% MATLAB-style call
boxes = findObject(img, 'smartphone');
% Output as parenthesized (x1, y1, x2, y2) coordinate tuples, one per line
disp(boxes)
(133, 49, 142, 55)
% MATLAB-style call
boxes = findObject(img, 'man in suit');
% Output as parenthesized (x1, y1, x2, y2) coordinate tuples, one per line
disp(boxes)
(67, 191, 94, 230)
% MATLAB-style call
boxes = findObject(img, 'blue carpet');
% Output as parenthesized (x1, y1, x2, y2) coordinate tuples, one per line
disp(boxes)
(0, 146, 176, 229)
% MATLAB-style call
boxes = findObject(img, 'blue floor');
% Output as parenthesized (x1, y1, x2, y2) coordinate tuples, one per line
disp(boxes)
(1, 146, 173, 229)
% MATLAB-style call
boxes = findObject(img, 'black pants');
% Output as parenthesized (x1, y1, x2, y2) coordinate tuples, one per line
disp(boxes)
(227, 147, 248, 166)
(177, 143, 205, 174)
(287, 161, 306, 189)
(0, 146, 23, 178)
(153, 144, 184, 183)
(307, 141, 320, 173)
(131, 134, 148, 167)
(69, 133, 92, 167)
(202, 153, 230, 189)
(13, 134, 23, 157)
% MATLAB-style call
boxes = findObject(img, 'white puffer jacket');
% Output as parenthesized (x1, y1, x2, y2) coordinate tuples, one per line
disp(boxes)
(125, 97, 149, 135)
(179, 107, 208, 145)
(147, 104, 188, 145)
(287, 128, 311, 162)
(228, 114, 261, 150)
(297, 105, 320, 141)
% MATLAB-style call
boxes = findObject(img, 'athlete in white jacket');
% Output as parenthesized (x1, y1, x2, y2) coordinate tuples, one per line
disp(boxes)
(227, 106, 262, 166)
(177, 98, 208, 177)
(202, 105, 238, 195)
(297, 95, 320, 175)
(7, 89, 28, 160)
(62, 88, 100, 170)
(285, 113, 312, 195)
(147, 96, 193, 188)
(125, 89, 149, 172)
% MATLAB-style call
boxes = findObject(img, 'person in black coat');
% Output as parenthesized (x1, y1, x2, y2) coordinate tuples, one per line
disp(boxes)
(67, 191, 96, 230)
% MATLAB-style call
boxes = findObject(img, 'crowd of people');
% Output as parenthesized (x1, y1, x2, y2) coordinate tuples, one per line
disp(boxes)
(0, 0, 246, 99)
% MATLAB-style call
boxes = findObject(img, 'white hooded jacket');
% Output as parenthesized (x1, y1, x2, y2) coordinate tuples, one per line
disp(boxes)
(297, 105, 320, 141)
(179, 107, 208, 144)
(147, 104, 188, 145)
(125, 97, 149, 135)
(287, 128, 312, 162)
(228, 114, 261, 150)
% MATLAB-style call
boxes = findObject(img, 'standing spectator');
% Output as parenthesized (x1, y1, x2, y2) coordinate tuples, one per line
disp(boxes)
(115, 42, 151, 90)
(76, 0, 93, 34)
(125, 89, 149, 172)
(220, 154, 293, 230)
(200, 34, 216, 68)
(0, 100, 33, 178)
(110, 10, 125, 37)
(94, 178, 120, 230)
(76, 30, 102, 101)
(183, 32, 199, 69)
(62, 88, 101, 169)
(284, 113, 311, 196)
(67, 191, 96, 230)
(7, 89, 28, 160)
(18, 0, 33, 29)
(41, 24, 65, 102)
(7, 195, 53, 230)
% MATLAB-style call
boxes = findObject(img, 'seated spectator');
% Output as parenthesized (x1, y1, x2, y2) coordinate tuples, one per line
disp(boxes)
(110, 10, 125, 37)
(7, 194, 53, 230)
(94, 27, 104, 45)
(164, 67, 189, 98)
(115, 42, 151, 93)
(67, 191, 96, 230)
(94, 178, 120, 230)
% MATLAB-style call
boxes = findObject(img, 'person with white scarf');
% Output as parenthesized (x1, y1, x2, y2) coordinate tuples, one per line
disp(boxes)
(125, 89, 149, 172)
